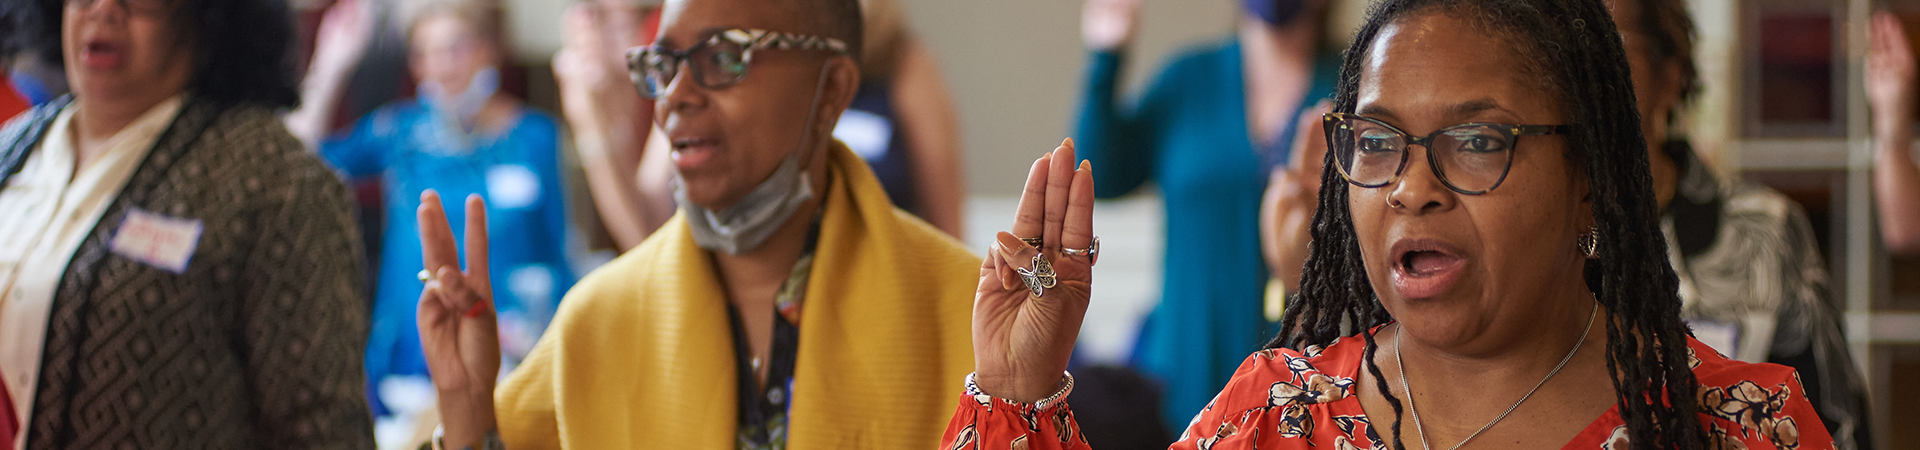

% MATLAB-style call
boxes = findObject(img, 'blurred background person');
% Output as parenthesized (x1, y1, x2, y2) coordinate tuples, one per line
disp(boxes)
(554, 0, 671, 250)
(1073, 0, 1339, 430)
(828, 0, 965, 237)
(1263, 1, 1875, 446)
(567, 0, 968, 247)
(291, 0, 579, 425)
(413, 0, 982, 447)
(1605, 0, 1869, 446)
(0, 64, 25, 122)
(1869, 11, 1920, 258)
(0, 0, 373, 447)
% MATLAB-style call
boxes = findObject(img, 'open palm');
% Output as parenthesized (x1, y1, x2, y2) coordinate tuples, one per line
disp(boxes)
(973, 139, 1099, 402)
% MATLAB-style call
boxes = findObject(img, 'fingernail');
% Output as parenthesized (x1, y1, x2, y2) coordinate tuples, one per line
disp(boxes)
(1080, 160, 1091, 171)
(466, 300, 487, 318)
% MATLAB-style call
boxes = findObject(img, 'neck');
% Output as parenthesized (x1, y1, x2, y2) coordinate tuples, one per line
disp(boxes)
(1395, 286, 1605, 393)
(710, 145, 834, 304)
(70, 91, 177, 169)
(75, 93, 173, 143)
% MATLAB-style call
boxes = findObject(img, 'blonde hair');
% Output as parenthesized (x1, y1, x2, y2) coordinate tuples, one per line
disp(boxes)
(400, 0, 505, 48)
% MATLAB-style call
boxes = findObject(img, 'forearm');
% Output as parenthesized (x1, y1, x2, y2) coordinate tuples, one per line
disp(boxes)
(894, 42, 967, 237)
(285, 68, 354, 149)
(1073, 50, 1152, 197)
(576, 129, 656, 251)
(1874, 122, 1920, 254)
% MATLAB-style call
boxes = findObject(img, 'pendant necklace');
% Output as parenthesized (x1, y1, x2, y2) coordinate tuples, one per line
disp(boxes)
(1395, 300, 1597, 450)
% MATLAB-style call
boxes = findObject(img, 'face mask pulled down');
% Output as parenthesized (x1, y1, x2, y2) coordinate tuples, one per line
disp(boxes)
(675, 62, 834, 254)
(418, 66, 500, 152)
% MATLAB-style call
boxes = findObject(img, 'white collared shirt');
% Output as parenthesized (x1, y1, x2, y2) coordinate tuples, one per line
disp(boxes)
(0, 96, 182, 450)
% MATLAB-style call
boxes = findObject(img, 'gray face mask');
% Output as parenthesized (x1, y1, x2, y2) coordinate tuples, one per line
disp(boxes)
(676, 62, 833, 254)
(676, 151, 815, 254)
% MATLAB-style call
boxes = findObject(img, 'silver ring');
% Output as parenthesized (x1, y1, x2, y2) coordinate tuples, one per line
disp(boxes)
(1018, 236, 1044, 248)
(1014, 253, 1058, 297)
(1060, 237, 1097, 256)
(1061, 236, 1099, 265)
(418, 269, 434, 283)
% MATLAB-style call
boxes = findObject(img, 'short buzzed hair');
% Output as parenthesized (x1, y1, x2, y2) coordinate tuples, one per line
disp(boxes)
(790, 0, 864, 63)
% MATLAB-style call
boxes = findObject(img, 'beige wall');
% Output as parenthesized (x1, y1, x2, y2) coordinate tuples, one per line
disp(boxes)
(902, 0, 1241, 196)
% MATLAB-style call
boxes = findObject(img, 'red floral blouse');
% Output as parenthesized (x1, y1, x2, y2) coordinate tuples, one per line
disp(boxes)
(941, 333, 1834, 450)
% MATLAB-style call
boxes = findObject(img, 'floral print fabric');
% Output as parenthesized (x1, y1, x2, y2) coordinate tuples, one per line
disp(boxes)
(941, 332, 1835, 450)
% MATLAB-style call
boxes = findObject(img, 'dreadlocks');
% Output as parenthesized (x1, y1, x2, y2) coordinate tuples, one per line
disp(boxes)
(1265, 0, 1706, 449)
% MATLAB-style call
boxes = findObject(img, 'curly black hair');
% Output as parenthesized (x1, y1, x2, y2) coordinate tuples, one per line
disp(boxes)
(10, 0, 302, 108)
(1266, 0, 1708, 449)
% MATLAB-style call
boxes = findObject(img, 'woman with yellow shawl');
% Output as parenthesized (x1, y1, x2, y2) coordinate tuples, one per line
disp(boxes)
(408, 0, 980, 448)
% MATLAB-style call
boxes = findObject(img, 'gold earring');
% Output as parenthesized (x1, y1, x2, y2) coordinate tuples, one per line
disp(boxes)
(1577, 225, 1599, 258)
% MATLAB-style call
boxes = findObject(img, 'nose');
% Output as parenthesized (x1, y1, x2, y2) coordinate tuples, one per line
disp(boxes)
(1386, 145, 1458, 214)
(652, 60, 708, 127)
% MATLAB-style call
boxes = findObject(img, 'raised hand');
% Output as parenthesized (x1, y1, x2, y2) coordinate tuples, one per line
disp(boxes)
(552, 2, 644, 148)
(416, 190, 501, 449)
(1261, 101, 1331, 289)
(1869, 11, 1918, 137)
(1082, 0, 1141, 51)
(309, 0, 377, 82)
(973, 139, 1098, 403)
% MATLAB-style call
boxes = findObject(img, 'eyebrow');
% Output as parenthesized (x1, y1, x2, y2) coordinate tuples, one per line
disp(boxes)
(1356, 97, 1521, 126)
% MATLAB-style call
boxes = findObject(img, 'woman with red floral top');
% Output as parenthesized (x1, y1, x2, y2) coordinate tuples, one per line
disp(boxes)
(951, 0, 1838, 449)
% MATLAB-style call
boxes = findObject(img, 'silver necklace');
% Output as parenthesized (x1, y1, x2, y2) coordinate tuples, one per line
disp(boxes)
(1395, 301, 1597, 450)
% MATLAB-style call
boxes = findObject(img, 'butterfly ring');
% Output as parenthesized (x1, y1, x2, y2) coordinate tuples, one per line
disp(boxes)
(1015, 253, 1059, 297)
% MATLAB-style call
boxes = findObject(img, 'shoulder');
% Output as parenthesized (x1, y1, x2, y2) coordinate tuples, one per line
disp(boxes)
(1171, 337, 1376, 449)
(1212, 337, 1366, 414)
(1685, 337, 1834, 449)
(204, 105, 342, 184)
(1719, 182, 1811, 231)
(514, 106, 562, 132)
(887, 208, 980, 269)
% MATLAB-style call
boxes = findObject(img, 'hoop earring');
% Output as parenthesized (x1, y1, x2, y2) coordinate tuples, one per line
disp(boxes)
(1577, 225, 1599, 259)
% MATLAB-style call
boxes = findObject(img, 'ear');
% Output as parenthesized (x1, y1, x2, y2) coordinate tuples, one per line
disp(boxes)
(812, 55, 863, 137)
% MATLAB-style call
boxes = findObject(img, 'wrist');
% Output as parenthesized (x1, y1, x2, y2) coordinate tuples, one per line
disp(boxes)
(972, 370, 1067, 404)
(968, 372, 1075, 409)
(435, 392, 496, 446)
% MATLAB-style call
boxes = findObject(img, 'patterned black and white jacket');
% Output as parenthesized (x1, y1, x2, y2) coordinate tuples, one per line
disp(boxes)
(0, 96, 373, 449)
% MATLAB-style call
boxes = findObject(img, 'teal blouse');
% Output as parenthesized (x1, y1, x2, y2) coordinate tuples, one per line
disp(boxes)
(1073, 38, 1338, 432)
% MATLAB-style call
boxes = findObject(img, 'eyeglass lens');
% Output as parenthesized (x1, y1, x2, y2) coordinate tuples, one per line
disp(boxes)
(1333, 117, 1515, 193)
(636, 38, 751, 99)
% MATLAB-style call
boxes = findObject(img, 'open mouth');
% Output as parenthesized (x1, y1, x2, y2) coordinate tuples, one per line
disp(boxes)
(1399, 249, 1463, 278)
(80, 40, 126, 69)
(1388, 238, 1467, 299)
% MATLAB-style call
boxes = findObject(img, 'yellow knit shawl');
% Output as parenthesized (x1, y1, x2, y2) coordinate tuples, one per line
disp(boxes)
(494, 142, 979, 449)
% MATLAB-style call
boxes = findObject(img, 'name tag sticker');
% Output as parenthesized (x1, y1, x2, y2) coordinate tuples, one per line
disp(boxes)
(1690, 320, 1741, 359)
(110, 208, 204, 274)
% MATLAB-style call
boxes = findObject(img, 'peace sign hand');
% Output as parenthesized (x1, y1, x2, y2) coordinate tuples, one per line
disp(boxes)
(415, 190, 501, 450)
(973, 139, 1098, 402)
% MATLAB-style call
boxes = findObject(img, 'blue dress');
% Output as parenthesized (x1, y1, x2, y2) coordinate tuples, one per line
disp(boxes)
(1074, 39, 1338, 431)
(320, 100, 576, 414)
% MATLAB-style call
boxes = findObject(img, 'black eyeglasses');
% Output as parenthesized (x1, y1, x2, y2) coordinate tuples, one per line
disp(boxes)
(627, 28, 848, 99)
(1323, 112, 1570, 195)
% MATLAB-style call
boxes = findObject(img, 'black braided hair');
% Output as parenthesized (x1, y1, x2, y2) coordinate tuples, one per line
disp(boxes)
(1264, 0, 1705, 448)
